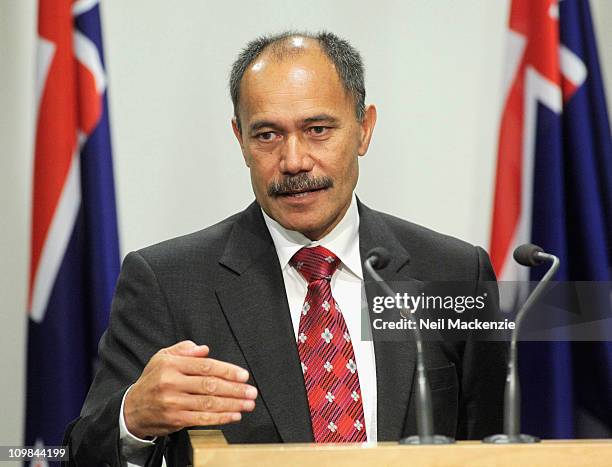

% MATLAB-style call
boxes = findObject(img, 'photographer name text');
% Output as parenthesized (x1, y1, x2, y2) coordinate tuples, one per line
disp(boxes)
(372, 317, 515, 330)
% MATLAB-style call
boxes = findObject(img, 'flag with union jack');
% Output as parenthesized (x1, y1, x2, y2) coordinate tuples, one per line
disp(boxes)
(490, 0, 612, 437)
(25, 0, 120, 463)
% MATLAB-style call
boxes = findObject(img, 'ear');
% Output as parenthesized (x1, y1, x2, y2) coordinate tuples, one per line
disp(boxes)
(231, 117, 250, 167)
(357, 104, 377, 157)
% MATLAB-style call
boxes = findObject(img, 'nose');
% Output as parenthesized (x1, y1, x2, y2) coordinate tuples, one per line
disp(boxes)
(279, 134, 314, 175)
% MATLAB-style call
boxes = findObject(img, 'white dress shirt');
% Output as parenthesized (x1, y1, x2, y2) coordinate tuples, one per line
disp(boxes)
(261, 194, 377, 442)
(119, 194, 377, 466)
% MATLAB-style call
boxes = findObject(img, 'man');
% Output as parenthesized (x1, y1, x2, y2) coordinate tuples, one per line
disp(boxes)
(65, 31, 505, 466)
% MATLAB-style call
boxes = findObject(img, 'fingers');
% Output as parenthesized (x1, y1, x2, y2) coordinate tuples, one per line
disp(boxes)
(160, 340, 210, 358)
(177, 356, 250, 383)
(175, 394, 256, 413)
(181, 375, 258, 399)
(158, 343, 250, 384)
(179, 410, 243, 427)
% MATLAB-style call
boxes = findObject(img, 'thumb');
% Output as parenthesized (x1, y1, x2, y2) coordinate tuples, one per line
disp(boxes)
(161, 340, 209, 357)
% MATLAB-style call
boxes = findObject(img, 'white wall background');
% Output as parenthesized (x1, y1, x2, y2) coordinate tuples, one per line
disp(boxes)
(1, 0, 611, 455)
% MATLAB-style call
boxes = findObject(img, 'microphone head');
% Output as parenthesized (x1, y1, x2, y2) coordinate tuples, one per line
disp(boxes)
(366, 247, 391, 270)
(513, 243, 545, 267)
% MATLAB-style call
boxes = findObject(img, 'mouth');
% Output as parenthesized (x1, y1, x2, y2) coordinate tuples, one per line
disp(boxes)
(279, 187, 328, 198)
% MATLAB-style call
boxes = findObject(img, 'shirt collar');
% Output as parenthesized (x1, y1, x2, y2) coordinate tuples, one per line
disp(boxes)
(262, 194, 363, 279)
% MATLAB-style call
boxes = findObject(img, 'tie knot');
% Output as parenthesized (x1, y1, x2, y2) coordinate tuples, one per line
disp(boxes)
(290, 246, 340, 283)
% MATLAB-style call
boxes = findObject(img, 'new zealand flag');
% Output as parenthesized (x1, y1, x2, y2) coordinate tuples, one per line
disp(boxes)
(490, 0, 612, 437)
(25, 0, 120, 464)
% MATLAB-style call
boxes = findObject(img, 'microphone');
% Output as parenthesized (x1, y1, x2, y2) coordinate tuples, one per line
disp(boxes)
(483, 243, 560, 444)
(513, 243, 545, 267)
(366, 247, 391, 270)
(364, 248, 454, 445)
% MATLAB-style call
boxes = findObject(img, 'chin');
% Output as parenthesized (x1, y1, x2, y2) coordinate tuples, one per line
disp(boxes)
(280, 219, 315, 234)
(275, 215, 321, 236)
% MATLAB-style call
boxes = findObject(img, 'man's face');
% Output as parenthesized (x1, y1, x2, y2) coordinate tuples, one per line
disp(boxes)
(232, 41, 376, 240)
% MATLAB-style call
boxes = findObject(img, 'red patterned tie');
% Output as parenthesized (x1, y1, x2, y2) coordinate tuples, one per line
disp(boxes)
(290, 246, 367, 442)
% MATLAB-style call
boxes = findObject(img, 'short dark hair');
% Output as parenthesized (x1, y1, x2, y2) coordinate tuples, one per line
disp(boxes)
(230, 30, 366, 130)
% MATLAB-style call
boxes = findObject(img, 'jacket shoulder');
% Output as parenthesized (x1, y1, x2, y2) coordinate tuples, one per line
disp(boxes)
(134, 209, 243, 267)
(374, 210, 489, 280)
(379, 210, 475, 252)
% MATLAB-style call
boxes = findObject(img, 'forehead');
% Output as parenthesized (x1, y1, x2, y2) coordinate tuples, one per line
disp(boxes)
(238, 43, 352, 121)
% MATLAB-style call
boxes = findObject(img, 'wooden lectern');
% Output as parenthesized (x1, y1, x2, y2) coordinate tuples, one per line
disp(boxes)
(189, 430, 612, 467)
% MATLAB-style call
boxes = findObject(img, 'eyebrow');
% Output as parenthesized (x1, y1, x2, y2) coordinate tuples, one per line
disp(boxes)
(248, 114, 340, 134)
(302, 114, 340, 125)
(249, 120, 282, 133)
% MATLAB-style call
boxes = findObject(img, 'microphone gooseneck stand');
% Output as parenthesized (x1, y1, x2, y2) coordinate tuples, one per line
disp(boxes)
(363, 247, 454, 445)
(483, 244, 560, 444)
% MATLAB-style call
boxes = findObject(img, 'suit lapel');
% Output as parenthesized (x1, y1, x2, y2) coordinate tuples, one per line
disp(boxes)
(215, 200, 419, 442)
(215, 203, 313, 442)
(358, 200, 418, 441)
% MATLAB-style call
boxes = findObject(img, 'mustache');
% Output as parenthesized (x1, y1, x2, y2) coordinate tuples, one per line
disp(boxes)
(267, 174, 334, 197)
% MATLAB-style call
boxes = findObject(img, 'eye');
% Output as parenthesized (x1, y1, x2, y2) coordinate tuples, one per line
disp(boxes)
(256, 131, 277, 142)
(307, 126, 331, 137)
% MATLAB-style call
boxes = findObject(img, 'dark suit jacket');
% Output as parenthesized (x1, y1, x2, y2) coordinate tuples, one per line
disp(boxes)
(64, 199, 506, 466)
